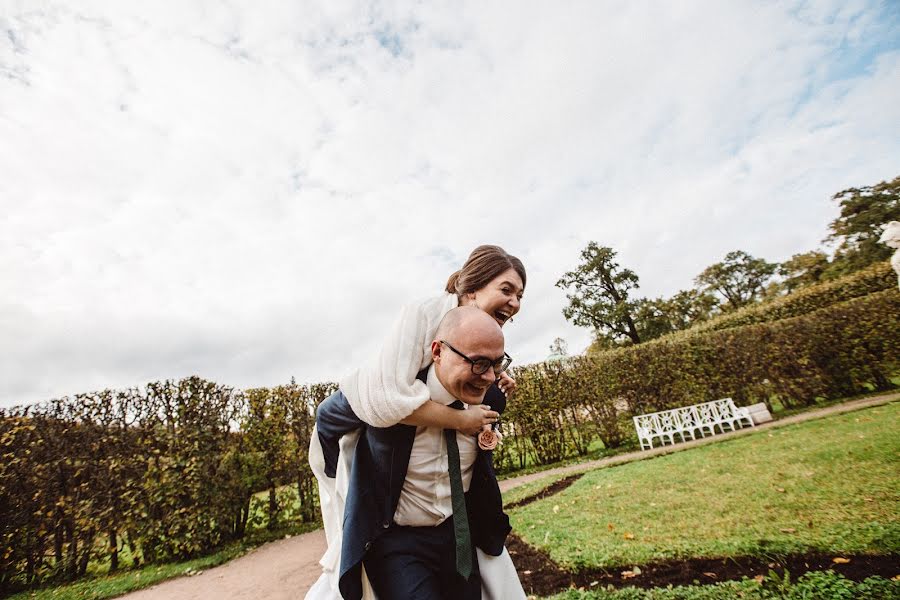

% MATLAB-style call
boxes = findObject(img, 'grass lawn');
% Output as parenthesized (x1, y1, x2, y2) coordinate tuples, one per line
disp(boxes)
(510, 402, 900, 569)
(5, 523, 321, 600)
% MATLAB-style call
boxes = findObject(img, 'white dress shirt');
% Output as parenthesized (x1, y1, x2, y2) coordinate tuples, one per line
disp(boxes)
(392, 363, 479, 527)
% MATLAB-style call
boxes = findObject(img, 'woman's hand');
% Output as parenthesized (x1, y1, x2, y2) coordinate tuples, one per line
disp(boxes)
(456, 404, 499, 436)
(497, 372, 517, 398)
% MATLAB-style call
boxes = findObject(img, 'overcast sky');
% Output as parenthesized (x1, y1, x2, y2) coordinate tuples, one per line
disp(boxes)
(2, 1, 899, 408)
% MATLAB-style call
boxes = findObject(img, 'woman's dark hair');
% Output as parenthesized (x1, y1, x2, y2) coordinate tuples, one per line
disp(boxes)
(445, 245, 526, 296)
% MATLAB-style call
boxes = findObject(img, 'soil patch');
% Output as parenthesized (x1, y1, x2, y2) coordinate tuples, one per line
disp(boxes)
(504, 474, 583, 510)
(506, 534, 900, 596)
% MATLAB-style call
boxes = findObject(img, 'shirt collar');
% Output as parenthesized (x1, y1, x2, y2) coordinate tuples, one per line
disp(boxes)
(427, 363, 462, 407)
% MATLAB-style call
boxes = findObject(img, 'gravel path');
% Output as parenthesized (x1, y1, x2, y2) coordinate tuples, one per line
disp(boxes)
(119, 392, 898, 600)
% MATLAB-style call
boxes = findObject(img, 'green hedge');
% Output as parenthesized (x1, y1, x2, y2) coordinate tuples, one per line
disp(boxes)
(679, 260, 895, 336)
(0, 379, 335, 594)
(496, 287, 900, 472)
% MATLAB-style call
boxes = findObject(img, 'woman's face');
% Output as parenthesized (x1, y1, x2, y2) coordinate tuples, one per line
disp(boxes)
(463, 267, 524, 327)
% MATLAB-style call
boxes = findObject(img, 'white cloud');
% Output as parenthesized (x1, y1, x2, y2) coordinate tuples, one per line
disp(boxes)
(1, 0, 898, 406)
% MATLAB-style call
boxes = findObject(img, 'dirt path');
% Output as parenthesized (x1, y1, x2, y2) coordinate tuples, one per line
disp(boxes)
(119, 392, 898, 600)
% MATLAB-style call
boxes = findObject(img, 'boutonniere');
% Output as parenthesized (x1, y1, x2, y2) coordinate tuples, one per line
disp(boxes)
(477, 424, 502, 450)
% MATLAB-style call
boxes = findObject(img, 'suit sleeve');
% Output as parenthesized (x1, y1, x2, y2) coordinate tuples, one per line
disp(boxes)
(315, 391, 365, 478)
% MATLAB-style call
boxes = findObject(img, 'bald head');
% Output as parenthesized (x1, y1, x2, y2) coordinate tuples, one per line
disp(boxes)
(435, 305, 503, 344)
(432, 306, 506, 405)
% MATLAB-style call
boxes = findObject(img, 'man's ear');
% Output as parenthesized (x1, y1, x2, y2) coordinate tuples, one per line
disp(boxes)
(431, 340, 442, 364)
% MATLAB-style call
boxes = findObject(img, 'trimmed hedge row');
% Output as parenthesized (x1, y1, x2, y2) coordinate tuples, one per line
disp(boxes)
(0, 379, 335, 593)
(677, 260, 895, 337)
(494, 287, 900, 472)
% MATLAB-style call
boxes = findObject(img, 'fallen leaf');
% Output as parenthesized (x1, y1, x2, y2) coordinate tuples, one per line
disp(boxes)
(589, 581, 599, 587)
(753, 575, 765, 584)
(703, 572, 717, 579)
(620, 570, 636, 579)
(623, 532, 635, 540)
(523, 570, 532, 575)
(776, 488, 786, 493)
(780, 528, 796, 533)
(832, 557, 850, 564)
(632, 566, 642, 575)
(552, 505, 560, 514)
(607, 523, 615, 531)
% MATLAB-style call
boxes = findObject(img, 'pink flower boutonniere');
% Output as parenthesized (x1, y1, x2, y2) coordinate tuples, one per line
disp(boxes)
(477, 424, 502, 450)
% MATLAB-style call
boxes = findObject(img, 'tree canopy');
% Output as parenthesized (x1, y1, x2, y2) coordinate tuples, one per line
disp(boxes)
(695, 250, 777, 311)
(556, 242, 642, 345)
(824, 175, 900, 277)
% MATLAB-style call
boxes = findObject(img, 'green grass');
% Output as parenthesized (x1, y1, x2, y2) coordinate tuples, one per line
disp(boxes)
(544, 570, 900, 599)
(5, 523, 320, 600)
(510, 402, 900, 569)
(6, 546, 247, 600)
(498, 385, 899, 481)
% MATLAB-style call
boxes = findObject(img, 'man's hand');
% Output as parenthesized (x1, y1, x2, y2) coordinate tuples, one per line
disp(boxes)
(456, 404, 499, 436)
(497, 372, 517, 398)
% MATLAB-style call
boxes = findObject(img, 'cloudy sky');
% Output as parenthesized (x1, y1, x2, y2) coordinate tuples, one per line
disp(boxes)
(2, 1, 899, 408)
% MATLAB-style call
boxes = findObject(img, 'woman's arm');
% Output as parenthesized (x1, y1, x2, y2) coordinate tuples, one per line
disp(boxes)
(341, 295, 456, 427)
(401, 401, 499, 435)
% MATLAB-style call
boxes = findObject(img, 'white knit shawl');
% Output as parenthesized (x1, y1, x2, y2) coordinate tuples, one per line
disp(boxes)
(339, 292, 460, 428)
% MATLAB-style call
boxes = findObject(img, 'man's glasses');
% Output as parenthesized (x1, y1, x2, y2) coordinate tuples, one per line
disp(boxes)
(440, 340, 513, 376)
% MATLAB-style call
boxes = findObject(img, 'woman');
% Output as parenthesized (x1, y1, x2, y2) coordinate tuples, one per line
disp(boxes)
(307, 245, 527, 599)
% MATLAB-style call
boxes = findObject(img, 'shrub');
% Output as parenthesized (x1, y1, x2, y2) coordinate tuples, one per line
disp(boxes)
(501, 288, 900, 470)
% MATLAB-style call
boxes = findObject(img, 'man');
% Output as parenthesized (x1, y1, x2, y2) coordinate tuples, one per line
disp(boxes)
(315, 306, 514, 599)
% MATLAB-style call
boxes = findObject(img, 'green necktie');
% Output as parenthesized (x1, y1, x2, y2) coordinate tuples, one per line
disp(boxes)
(445, 401, 473, 580)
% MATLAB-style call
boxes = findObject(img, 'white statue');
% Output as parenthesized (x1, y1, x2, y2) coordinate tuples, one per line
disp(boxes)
(879, 220, 900, 289)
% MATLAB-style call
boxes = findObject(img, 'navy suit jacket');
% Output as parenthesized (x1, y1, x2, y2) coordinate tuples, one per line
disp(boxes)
(315, 369, 511, 600)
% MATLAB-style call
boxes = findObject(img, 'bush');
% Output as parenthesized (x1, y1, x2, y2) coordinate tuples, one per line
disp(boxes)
(501, 288, 900, 470)
(0, 377, 332, 595)
(680, 260, 895, 336)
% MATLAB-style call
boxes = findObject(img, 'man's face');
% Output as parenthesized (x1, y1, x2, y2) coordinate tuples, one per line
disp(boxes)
(433, 327, 505, 405)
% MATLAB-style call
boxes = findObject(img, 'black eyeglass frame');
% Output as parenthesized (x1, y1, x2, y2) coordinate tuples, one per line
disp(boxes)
(439, 340, 513, 376)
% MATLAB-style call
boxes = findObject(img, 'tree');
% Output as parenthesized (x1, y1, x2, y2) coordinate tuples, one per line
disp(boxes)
(664, 288, 719, 328)
(779, 251, 830, 293)
(632, 289, 719, 342)
(556, 242, 642, 345)
(824, 175, 900, 277)
(632, 297, 674, 342)
(694, 250, 777, 311)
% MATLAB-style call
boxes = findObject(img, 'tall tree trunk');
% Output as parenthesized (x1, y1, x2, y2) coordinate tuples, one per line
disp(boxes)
(77, 528, 95, 576)
(267, 483, 278, 530)
(108, 529, 119, 572)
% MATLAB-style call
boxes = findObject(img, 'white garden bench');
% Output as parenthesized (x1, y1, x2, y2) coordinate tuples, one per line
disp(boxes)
(632, 398, 754, 450)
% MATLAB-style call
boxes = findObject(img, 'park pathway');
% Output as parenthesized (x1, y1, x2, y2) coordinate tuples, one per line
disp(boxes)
(119, 392, 898, 600)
